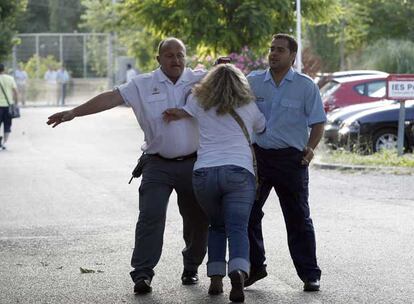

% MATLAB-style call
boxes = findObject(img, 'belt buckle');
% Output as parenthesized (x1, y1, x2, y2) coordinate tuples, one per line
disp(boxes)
(175, 156, 185, 161)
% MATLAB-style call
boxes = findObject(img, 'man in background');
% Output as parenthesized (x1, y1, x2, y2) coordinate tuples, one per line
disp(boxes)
(14, 64, 28, 106)
(126, 63, 138, 83)
(56, 65, 70, 106)
(0, 63, 18, 150)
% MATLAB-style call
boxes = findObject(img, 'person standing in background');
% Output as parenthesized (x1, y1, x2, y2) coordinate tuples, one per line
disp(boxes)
(44, 66, 57, 105)
(0, 63, 18, 150)
(126, 63, 138, 83)
(56, 65, 70, 106)
(14, 64, 28, 106)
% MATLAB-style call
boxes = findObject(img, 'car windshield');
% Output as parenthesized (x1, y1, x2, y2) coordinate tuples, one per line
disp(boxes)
(320, 81, 340, 98)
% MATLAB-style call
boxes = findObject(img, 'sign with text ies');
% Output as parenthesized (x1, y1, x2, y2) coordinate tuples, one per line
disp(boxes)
(387, 74, 414, 100)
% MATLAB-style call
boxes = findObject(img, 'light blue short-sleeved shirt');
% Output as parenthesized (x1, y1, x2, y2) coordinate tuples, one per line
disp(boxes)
(247, 68, 327, 150)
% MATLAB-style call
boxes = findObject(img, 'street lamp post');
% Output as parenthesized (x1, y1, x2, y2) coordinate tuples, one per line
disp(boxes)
(296, 0, 302, 73)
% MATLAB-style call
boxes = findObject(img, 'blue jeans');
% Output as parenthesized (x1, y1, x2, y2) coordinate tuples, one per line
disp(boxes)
(193, 165, 256, 277)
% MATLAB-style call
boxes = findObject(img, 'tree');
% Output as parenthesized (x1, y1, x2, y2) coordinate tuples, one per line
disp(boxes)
(80, 0, 337, 72)
(306, 0, 414, 72)
(306, 0, 370, 71)
(358, 39, 414, 74)
(306, 25, 340, 72)
(119, 0, 337, 56)
(17, 0, 49, 33)
(80, 0, 159, 72)
(18, 0, 85, 34)
(365, 0, 414, 42)
(0, 0, 27, 62)
(48, 0, 84, 32)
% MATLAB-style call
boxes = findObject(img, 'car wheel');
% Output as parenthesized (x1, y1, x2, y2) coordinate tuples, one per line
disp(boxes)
(372, 128, 400, 152)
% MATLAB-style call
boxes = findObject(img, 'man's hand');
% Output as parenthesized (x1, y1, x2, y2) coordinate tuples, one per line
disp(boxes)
(301, 146, 314, 166)
(47, 110, 75, 128)
(162, 108, 188, 123)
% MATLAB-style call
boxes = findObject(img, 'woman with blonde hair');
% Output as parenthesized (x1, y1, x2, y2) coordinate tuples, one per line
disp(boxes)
(163, 63, 265, 302)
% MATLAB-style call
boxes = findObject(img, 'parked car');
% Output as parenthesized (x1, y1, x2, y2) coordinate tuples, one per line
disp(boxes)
(316, 70, 388, 88)
(321, 74, 389, 112)
(337, 100, 414, 153)
(324, 99, 398, 148)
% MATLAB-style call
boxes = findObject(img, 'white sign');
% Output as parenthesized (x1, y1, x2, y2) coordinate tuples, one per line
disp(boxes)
(387, 75, 414, 100)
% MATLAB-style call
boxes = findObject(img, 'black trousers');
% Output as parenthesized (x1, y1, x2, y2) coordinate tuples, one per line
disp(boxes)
(248, 145, 321, 282)
(130, 155, 208, 282)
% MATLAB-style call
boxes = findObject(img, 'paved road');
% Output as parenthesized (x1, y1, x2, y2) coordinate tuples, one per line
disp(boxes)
(1, 107, 413, 304)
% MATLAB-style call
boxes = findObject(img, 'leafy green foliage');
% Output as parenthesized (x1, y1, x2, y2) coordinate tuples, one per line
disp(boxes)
(0, 0, 27, 62)
(80, 0, 336, 72)
(119, 0, 336, 56)
(307, 0, 414, 72)
(81, 0, 159, 72)
(117, 30, 159, 72)
(17, 0, 49, 33)
(17, 0, 84, 33)
(48, 0, 84, 32)
(365, 0, 414, 42)
(80, 0, 117, 32)
(21, 54, 60, 100)
(358, 39, 414, 73)
(23, 54, 60, 78)
(306, 25, 341, 72)
(85, 36, 108, 77)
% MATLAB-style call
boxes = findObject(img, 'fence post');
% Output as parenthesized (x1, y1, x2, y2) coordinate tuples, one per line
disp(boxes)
(12, 45, 17, 72)
(59, 34, 63, 64)
(83, 34, 87, 78)
(35, 34, 40, 79)
(107, 33, 113, 89)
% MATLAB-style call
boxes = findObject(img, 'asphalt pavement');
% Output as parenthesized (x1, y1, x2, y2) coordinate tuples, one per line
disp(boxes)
(1, 107, 413, 304)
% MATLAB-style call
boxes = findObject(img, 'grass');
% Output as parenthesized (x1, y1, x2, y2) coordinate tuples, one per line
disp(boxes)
(320, 149, 414, 167)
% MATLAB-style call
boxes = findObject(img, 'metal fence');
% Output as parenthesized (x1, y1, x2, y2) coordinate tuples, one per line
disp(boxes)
(11, 33, 118, 106)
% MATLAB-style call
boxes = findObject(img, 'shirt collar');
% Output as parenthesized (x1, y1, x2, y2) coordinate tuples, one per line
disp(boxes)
(264, 67, 295, 84)
(155, 67, 190, 84)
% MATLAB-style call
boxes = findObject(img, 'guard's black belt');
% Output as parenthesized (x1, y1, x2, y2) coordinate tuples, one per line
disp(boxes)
(152, 152, 197, 161)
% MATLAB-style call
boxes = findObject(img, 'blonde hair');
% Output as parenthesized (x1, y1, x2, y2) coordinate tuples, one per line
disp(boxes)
(193, 64, 254, 115)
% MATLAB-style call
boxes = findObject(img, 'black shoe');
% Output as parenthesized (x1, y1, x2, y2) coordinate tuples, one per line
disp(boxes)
(134, 278, 152, 294)
(229, 270, 245, 302)
(303, 279, 320, 292)
(181, 269, 198, 285)
(208, 275, 223, 295)
(244, 265, 267, 287)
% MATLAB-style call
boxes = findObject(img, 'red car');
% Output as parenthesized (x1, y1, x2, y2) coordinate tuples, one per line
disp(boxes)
(321, 74, 389, 112)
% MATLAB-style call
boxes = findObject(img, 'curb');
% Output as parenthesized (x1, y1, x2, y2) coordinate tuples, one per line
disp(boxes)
(312, 161, 414, 174)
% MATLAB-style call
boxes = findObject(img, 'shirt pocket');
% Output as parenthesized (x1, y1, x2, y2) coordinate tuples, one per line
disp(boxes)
(280, 98, 303, 117)
(144, 93, 168, 118)
(281, 98, 302, 109)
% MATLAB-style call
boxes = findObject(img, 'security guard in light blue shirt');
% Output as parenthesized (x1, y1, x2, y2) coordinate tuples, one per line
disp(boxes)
(245, 33, 326, 292)
(249, 67, 326, 150)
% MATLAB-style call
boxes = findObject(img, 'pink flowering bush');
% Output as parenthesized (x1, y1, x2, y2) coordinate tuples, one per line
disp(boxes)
(188, 46, 267, 75)
(228, 46, 267, 75)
